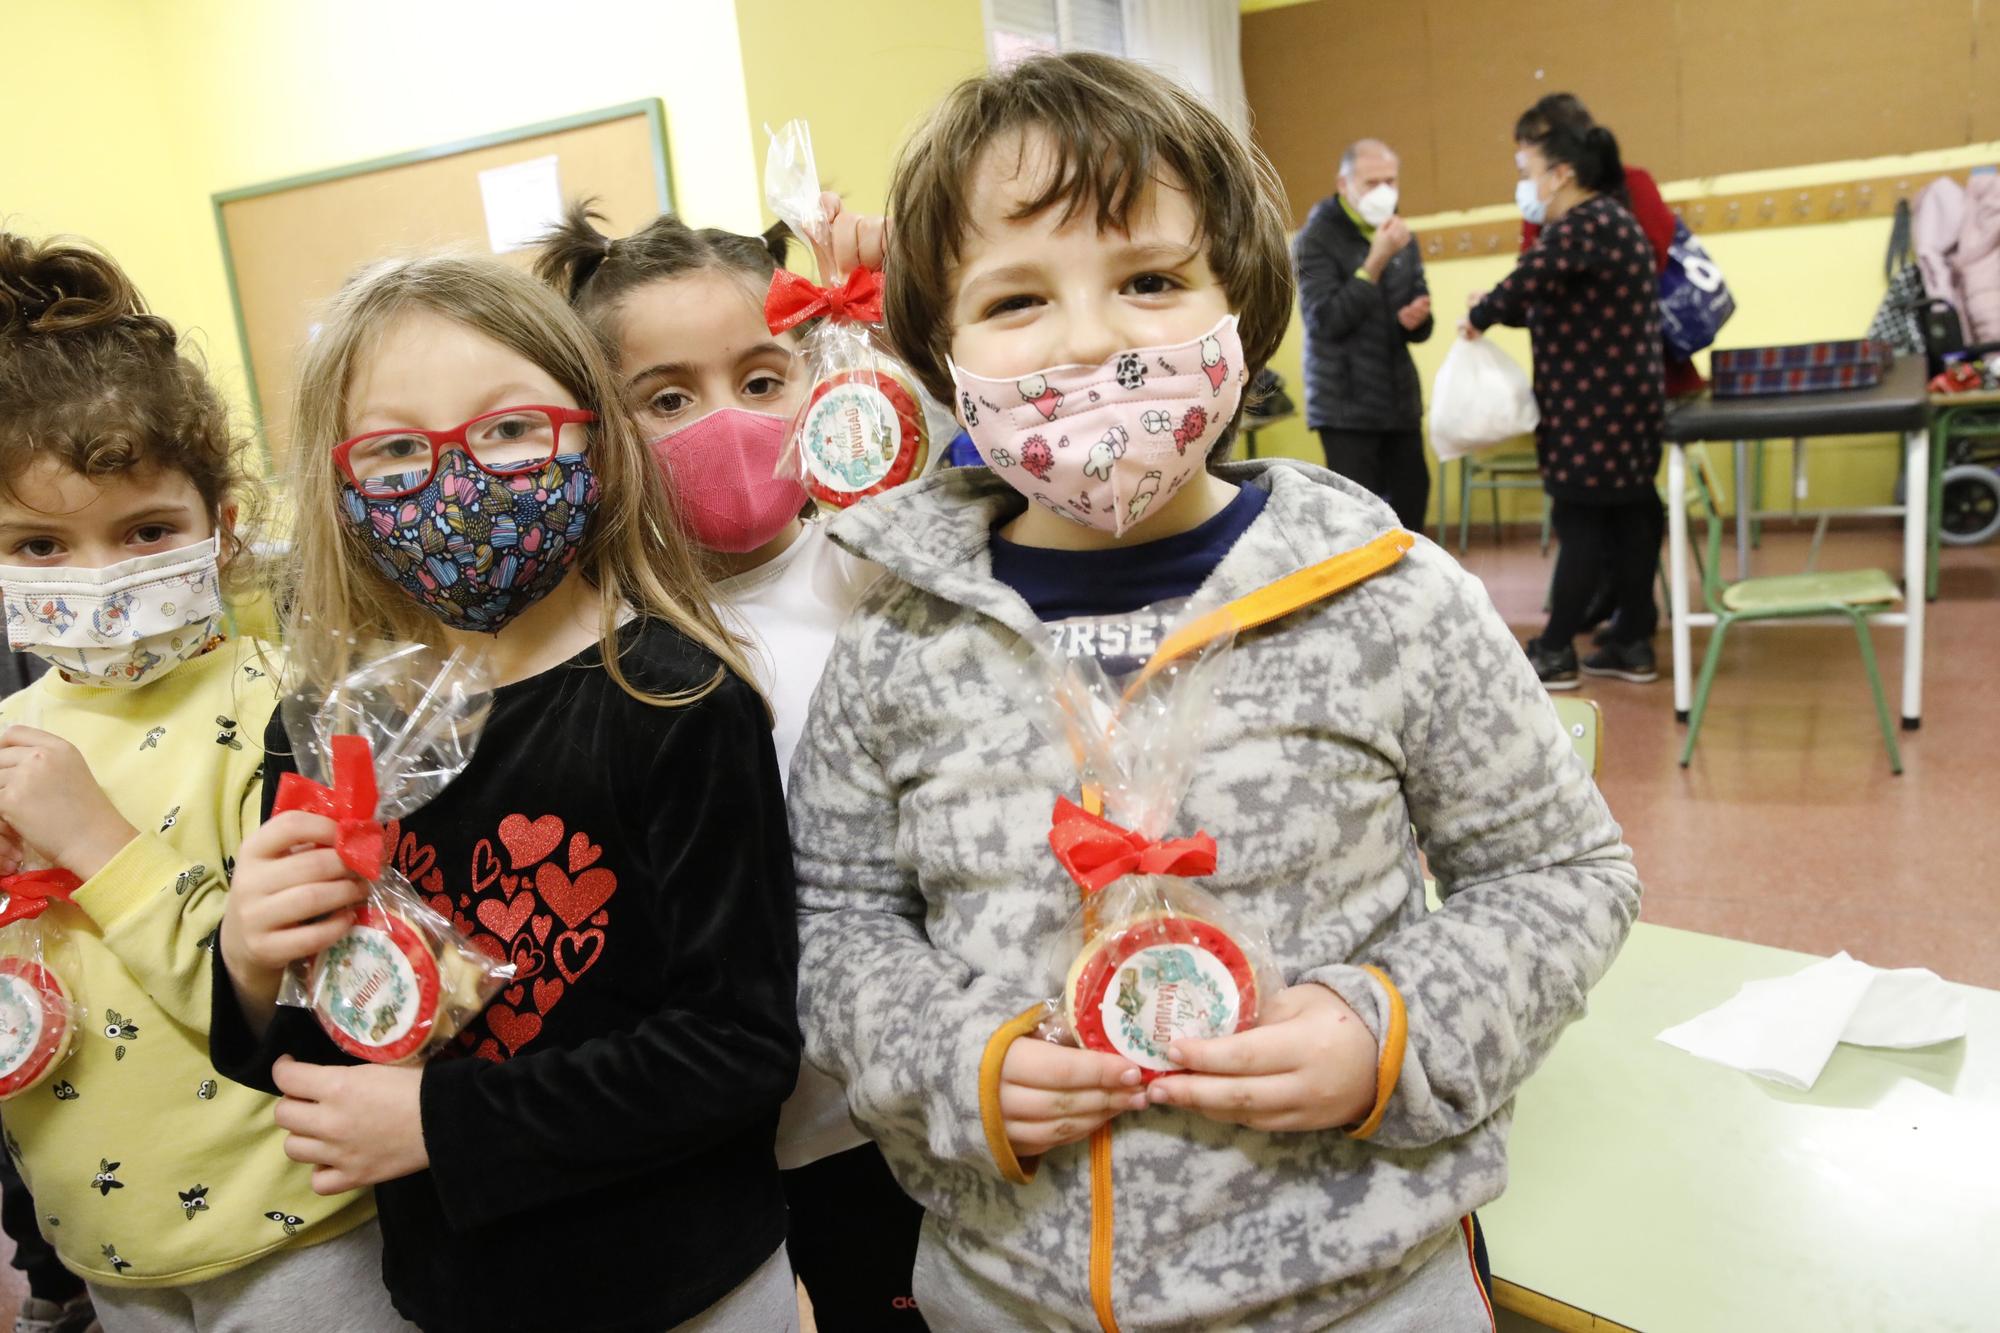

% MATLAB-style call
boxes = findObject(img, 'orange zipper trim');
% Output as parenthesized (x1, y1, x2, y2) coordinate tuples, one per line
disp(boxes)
(1073, 528, 1415, 1332)
(1459, 1215, 1497, 1331)
(1089, 1123, 1120, 1333)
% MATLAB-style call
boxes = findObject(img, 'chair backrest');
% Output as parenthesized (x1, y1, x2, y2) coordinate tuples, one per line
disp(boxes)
(1681, 444, 1731, 612)
(1551, 696, 1604, 777)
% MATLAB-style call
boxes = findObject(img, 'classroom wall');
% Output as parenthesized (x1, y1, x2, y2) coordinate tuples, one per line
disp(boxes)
(1, 0, 763, 438)
(1243, 0, 2000, 221)
(735, 0, 988, 220)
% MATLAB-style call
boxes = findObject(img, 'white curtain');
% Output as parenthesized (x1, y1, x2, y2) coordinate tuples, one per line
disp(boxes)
(1119, 0, 1249, 143)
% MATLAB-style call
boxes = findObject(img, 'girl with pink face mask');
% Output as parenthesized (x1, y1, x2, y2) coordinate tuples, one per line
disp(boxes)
(536, 199, 929, 1332)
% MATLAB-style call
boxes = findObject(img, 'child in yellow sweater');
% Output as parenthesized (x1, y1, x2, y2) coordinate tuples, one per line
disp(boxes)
(0, 234, 401, 1330)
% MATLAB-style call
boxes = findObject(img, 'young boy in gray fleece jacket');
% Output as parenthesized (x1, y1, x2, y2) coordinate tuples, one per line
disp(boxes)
(788, 52, 1640, 1332)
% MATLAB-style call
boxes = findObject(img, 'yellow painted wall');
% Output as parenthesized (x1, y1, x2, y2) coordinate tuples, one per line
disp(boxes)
(2, 0, 762, 442)
(734, 0, 988, 220)
(1259, 146, 2000, 527)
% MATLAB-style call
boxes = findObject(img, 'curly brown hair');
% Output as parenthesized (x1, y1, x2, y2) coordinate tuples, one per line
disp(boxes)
(881, 53, 1294, 432)
(0, 233, 259, 586)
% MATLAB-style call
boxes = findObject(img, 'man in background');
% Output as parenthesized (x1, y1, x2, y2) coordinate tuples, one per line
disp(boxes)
(1294, 138, 1435, 530)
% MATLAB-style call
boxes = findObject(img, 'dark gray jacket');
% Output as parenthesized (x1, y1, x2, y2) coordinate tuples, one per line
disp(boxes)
(1295, 196, 1433, 432)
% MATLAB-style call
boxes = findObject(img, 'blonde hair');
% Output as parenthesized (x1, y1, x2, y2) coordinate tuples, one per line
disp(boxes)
(282, 252, 759, 711)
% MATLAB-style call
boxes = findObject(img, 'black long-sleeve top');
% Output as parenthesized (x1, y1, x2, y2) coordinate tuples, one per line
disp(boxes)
(210, 620, 800, 1333)
(1471, 192, 1665, 504)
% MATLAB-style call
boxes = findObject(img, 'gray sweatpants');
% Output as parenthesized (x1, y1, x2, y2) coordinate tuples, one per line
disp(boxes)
(87, 1218, 411, 1333)
(669, 1245, 799, 1333)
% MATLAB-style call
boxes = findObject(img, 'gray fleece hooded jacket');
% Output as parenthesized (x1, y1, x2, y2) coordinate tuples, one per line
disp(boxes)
(789, 459, 1640, 1331)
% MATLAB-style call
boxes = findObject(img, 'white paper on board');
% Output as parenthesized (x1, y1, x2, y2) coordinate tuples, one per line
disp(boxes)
(478, 155, 563, 255)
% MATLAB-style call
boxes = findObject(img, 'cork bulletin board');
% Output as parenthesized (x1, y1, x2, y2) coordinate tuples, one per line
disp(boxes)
(214, 101, 671, 464)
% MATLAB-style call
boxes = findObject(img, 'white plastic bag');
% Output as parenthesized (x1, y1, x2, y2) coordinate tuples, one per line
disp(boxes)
(1428, 337, 1539, 461)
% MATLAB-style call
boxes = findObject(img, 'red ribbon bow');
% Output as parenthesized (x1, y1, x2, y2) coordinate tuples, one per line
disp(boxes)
(1048, 797, 1218, 895)
(765, 266, 885, 333)
(0, 869, 82, 929)
(272, 734, 386, 880)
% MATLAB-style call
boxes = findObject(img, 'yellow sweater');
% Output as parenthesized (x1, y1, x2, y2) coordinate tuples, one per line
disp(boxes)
(0, 638, 373, 1286)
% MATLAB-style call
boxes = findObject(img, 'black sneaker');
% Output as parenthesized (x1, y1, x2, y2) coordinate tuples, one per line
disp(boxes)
(1582, 638, 1659, 683)
(1526, 637, 1580, 691)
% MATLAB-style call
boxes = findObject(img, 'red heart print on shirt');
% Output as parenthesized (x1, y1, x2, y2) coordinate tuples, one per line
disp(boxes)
(485, 1005, 542, 1055)
(476, 894, 535, 942)
(449, 812, 619, 1055)
(510, 936, 545, 981)
(536, 862, 617, 928)
(554, 929, 605, 984)
(498, 814, 564, 869)
(470, 839, 503, 893)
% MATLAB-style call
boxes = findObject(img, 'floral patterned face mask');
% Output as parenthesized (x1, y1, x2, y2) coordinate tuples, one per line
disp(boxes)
(0, 536, 224, 688)
(338, 451, 599, 634)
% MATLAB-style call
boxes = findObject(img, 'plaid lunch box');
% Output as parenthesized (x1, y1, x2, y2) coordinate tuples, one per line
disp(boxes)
(1710, 340, 1892, 397)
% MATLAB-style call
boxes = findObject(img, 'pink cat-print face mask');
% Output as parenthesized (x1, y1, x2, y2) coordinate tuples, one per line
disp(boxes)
(949, 315, 1245, 537)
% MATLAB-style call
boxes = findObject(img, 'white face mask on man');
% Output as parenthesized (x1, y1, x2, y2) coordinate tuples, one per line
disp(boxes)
(1353, 183, 1399, 229)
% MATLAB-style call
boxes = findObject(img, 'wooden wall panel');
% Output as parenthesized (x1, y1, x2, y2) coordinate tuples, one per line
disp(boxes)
(1246, 0, 1984, 227)
(1424, 0, 1682, 214)
(1241, 0, 1437, 222)
(1675, 0, 1973, 175)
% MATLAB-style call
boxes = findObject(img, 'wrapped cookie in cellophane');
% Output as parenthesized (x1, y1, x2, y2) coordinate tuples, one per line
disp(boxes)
(0, 868, 83, 1101)
(1014, 596, 1281, 1082)
(274, 636, 511, 1064)
(763, 117, 930, 510)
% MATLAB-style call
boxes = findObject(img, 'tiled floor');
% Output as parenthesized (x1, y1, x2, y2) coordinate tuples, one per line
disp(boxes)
(1456, 518, 2000, 988)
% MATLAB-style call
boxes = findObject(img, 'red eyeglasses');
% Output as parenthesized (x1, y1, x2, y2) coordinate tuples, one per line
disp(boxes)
(333, 405, 598, 499)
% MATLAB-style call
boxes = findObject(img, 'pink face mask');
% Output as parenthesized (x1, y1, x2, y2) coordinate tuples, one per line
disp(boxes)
(650, 408, 809, 554)
(950, 315, 1245, 537)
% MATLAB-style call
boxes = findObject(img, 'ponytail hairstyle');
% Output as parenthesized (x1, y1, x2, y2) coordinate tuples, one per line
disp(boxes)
(0, 233, 259, 590)
(1513, 93, 1627, 199)
(534, 199, 793, 348)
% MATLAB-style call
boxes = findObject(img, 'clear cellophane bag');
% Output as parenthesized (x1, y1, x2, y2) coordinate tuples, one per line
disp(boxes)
(1014, 597, 1281, 1081)
(763, 117, 930, 510)
(273, 634, 511, 1064)
(0, 872, 84, 1100)
(0, 693, 86, 1100)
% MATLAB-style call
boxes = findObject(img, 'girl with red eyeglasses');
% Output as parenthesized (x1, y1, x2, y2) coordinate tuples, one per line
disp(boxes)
(210, 254, 803, 1332)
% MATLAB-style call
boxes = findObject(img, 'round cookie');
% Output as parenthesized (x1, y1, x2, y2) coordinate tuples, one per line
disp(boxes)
(798, 367, 929, 509)
(0, 957, 74, 1100)
(310, 905, 445, 1065)
(1065, 912, 1257, 1080)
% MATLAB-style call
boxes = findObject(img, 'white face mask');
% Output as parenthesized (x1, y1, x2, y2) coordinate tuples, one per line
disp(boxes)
(1515, 178, 1548, 225)
(0, 537, 224, 688)
(1354, 183, 1399, 229)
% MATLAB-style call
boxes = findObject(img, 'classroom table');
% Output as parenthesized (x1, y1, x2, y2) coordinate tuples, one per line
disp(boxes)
(1483, 922, 1998, 1333)
(1662, 358, 1932, 726)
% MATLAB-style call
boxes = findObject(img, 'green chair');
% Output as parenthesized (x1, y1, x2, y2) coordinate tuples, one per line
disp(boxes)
(1457, 449, 1551, 555)
(1681, 447, 1903, 773)
(1551, 696, 1603, 777)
